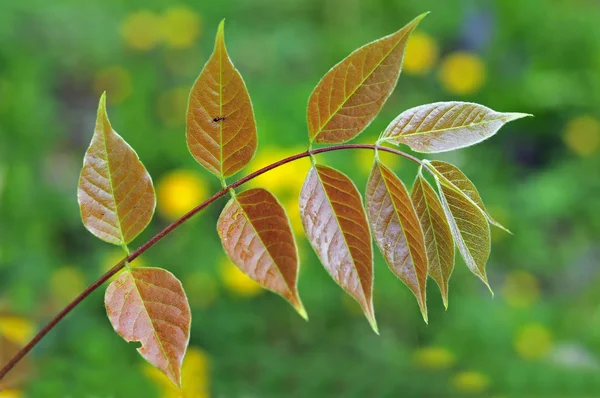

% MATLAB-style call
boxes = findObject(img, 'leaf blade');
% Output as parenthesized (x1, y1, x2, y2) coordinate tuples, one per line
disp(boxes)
(307, 13, 427, 144)
(217, 188, 306, 318)
(186, 20, 257, 179)
(366, 161, 428, 321)
(299, 165, 376, 332)
(381, 101, 530, 153)
(105, 267, 191, 388)
(78, 93, 156, 245)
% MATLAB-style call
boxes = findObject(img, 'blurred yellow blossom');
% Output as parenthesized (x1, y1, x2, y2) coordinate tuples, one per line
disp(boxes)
(0, 317, 34, 346)
(439, 52, 486, 95)
(160, 6, 202, 49)
(283, 197, 304, 235)
(120, 10, 162, 51)
(413, 346, 456, 369)
(157, 169, 208, 220)
(514, 323, 553, 360)
(220, 258, 262, 297)
(93, 66, 133, 104)
(49, 266, 86, 306)
(184, 272, 218, 309)
(157, 86, 189, 127)
(356, 148, 400, 176)
(145, 347, 210, 398)
(404, 32, 439, 75)
(452, 371, 490, 393)
(502, 270, 540, 308)
(562, 115, 600, 157)
(248, 148, 311, 197)
(0, 390, 22, 398)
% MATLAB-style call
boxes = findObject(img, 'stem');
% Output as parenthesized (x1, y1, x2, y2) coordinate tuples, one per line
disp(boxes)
(0, 143, 422, 381)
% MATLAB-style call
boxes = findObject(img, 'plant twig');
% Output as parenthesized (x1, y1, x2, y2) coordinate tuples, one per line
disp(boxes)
(0, 143, 422, 381)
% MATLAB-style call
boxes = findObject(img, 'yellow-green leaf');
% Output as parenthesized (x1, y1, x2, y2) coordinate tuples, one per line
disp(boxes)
(380, 101, 530, 153)
(307, 13, 427, 144)
(78, 93, 156, 245)
(186, 20, 257, 179)
(365, 161, 428, 322)
(411, 174, 455, 308)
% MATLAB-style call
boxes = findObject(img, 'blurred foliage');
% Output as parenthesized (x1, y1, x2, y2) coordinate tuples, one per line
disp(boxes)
(1, 0, 600, 396)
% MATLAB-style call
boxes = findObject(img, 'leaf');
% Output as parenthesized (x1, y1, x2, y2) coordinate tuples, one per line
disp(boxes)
(411, 174, 455, 308)
(380, 101, 531, 153)
(186, 20, 257, 179)
(307, 13, 427, 144)
(299, 165, 376, 332)
(365, 161, 428, 321)
(434, 178, 492, 293)
(78, 93, 156, 245)
(427, 160, 510, 233)
(217, 188, 306, 319)
(105, 267, 191, 388)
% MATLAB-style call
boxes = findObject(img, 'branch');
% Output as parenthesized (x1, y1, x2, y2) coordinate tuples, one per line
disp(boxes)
(0, 143, 422, 381)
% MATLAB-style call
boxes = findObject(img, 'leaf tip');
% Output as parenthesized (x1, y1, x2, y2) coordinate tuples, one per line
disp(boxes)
(292, 298, 309, 321)
(442, 296, 449, 310)
(369, 317, 380, 335)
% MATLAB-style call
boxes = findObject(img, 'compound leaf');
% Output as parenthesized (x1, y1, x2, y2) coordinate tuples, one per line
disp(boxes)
(186, 20, 257, 179)
(307, 13, 427, 144)
(78, 93, 156, 245)
(299, 165, 376, 332)
(411, 174, 455, 308)
(366, 161, 428, 322)
(217, 188, 306, 318)
(105, 267, 191, 388)
(380, 101, 530, 153)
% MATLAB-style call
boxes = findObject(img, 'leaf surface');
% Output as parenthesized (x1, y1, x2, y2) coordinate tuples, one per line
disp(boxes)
(307, 13, 427, 144)
(78, 93, 156, 245)
(411, 174, 454, 308)
(299, 165, 376, 332)
(365, 161, 428, 321)
(105, 267, 191, 388)
(186, 20, 257, 179)
(217, 188, 306, 318)
(380, 101, 530, 153)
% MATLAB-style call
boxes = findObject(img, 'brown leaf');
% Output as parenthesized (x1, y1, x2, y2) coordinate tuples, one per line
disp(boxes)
(428, 160, 510, 233)
(105, 267, 191, 388)
(299, 165, 376, 332)
(78, 93, 156, 245)
(217, 188, 306, 318)
(380, 101, 530, 153)
(186, 20, 257, 179)
(366, 161, 428, 321)
(411, 174, 455, 308)
(307, 13, 427, 144)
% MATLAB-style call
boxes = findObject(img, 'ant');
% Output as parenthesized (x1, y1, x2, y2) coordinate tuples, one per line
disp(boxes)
(213, 116, 226, 122)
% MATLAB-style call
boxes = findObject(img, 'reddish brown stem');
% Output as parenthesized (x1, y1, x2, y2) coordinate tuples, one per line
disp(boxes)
(0, 143, 422, 381)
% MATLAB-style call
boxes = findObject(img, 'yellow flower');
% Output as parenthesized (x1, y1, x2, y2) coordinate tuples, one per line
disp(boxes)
(157, 169, 208, 220)
(0, 390, 22, 398)
(219, 258, 262, 298)
(413, 346, 456, 369)
(514, 323, 553, 360)
(247, 148, 311, 197)
(283, 197, 304, 235)
(404, 32, 439, 75)
(184, 272, 218, 309)
(49, 266, 86, 306)
(0, 317, 34, 346)
(93, 66, 133, 104)
(501, 270, 540, 308)
(160, 6, 202, 49)
(120, 10, 162, 51)
(452, 371, 490, 393)
(562, 115, 600, 157)
(439, 52, 486, 95)
(156, 86, 189, 127)
(355, 148, 401, 176)
(144, 347, 210, 398)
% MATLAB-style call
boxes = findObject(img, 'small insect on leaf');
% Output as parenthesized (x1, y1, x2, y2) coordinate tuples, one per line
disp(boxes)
(105, 267, 191, 388)
(299, 165, 377, 332)
(380, 101, 531, 153)
(187, 20, 257, 179)
(217, 188, 306, 319)
(78, 92, 156, 245)
(307, 13, 428, 144)
(366, 161, 428, 322)
(411, 173, 455, 309)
